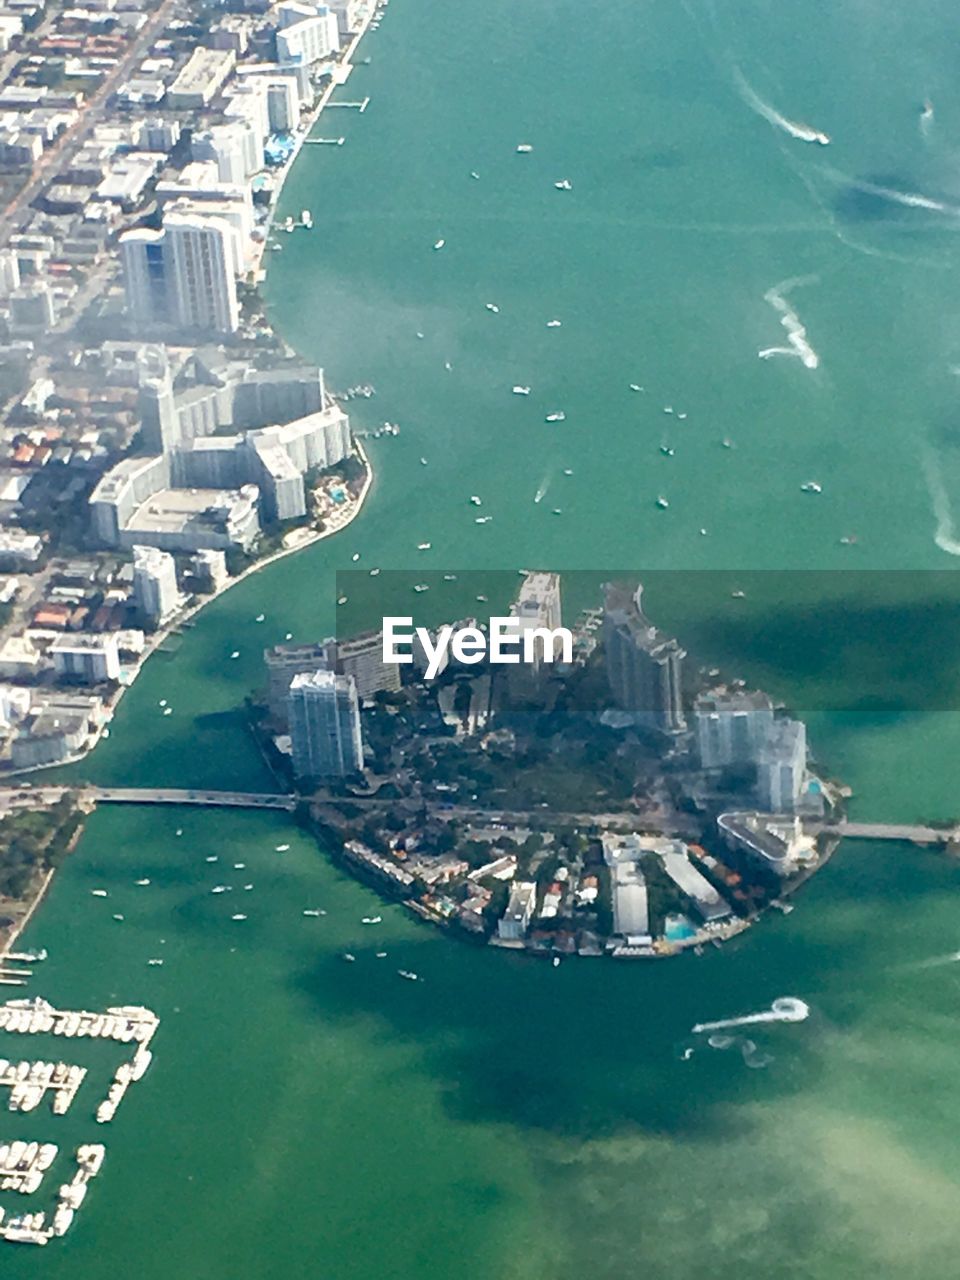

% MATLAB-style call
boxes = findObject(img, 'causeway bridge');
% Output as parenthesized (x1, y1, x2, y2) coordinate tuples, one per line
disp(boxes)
(816, 821, 960, 846)
(0, 786, 297, 812)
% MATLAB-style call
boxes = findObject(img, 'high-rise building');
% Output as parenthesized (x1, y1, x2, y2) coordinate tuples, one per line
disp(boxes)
(507, 571, 563, 699)
(264, 640, 332, 723)
(757, 719, 807, 813)
(120, 211, 240, 335)
(164, 211, 240, 334)
(133, 544, 181, 626)
(602, 582, 686, 733)
(275, 2, 340, 65)
(335, 629, 402, 700)
(288, 669, 363, 779)
(695, 689, 775, 769)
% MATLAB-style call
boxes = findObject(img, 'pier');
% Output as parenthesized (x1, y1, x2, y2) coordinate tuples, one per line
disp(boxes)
(326, 96, 370, 112)
(303, 136, 345, 145)
(815, 820, 960, 845)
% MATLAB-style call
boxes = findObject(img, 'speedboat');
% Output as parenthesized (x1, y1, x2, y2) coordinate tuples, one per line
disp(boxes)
(470, 170, 480, 179)
(231, 914, 247, 922)
(545, 411, 566, 423)
(516, 143, 533, 153)
(230, 651, 240, 659)
(342, 953, 356, 962)
(433, 238, 445, 250)
(800, 481, 822, 494)
(417, 541, 432, 550)
(731, 589, 746, 599)
(276, 844, 290, 852)
(211, 886, 230, 895)
(469, 495, 482, 506)
(839, 534, 858, 545)
(352, 552, 360, 561)
(475, 515, 493, 524)
(512, 386, 531, 396)
(485, 303, 500, 314)
(414, 583, 429, 592)
(563, 468, 573, 476)
(656, 495, 669, 509)
(361, 916, 382, 925)
(476, 594, 488, 602)
(552, 508, 563, 515)
(91, 890, 108, 898)
(147, 959, 163, 966)
(255, 613, 265, 623)
(420, 457, 428, 465)
(547, 319, 562, 328)
(303, 909, 324, 918)
(370, 568, 381, 576)
(134, 879, 150, 886)
(722, 438, 734, 449)
(443, 573, 457, 580)
(660, 445, 675, 456)
(397, 969, 419, 981)
(663, 405, 674, 414)
(554, 178, 572, 191)
(629, 383, 643, 392)
(337, 595, 348, 605)
(206, 856, 218, 863)
(163, 707, 172, 716)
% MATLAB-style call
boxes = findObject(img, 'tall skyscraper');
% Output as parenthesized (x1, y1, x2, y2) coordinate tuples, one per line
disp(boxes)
(288, 669, 363, 779)
(602, 582, 686, 733)
(695, 689, 775, 769)
(133, 544, 181, 626)
(163, 211, 240, 334)
(264, 640, 333, 724)
(120, 211, 240, 335)
(507, 571, 564, 699)
(335, 629, 401, 699)
(757, 719, 807, 813)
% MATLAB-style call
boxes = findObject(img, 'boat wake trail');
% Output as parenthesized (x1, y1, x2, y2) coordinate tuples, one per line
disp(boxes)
(733, 68, 830, 146)
(921, 448, 960, 555)
(837, 172, 959, 216)
(760, 276, 820, 370)
(534, 471, 552, 504)
(692, 996, 809, 1034)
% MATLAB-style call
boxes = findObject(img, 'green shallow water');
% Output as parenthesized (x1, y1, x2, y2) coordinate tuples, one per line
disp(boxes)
(6, 0, 960, 1275)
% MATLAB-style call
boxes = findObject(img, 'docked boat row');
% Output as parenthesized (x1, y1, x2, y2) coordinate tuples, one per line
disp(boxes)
(0, 1059, 86, 1115)
(0, 1141, 57, 1194)
(0, 997, 159, 1047)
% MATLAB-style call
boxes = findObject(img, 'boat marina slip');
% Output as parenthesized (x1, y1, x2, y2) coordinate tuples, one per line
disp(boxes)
(0, 1000, 157, 1244)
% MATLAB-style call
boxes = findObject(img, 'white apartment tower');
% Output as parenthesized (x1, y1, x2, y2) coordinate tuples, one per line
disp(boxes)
(164, 212, 240, 334)
(288, 669, 363, 779)
(133, 544, 181, 626)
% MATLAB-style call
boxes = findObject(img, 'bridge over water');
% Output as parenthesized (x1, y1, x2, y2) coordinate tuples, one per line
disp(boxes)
(817, 822, 960, 845)
(1, 786, 297, 812)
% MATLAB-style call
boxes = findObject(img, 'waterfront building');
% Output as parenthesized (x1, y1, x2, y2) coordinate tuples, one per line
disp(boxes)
(602, 583, 686, 733)
(497, 881, 537, 941)
(327, 0, 364, 35)
(191, 123, 258, 185)
(265, 640, 332, 724)
(288, 669, 364, 779)
(275, 2, 340, 66)
(50, 634, 121, 685)
(189, 549, 229, 592)
(89, 454, 171, 547)
(717, 812, 817, 877)
(602, 833, 730, 926)
(132, 544, 181, 626)
(335, 629, 402, 700)
(695, 689, 775, 769)
(167, 46, 237, 110)
(11, 713, 88, 768)
(757, 718, 807, 813)
(121, 211, 241, 334)
(163, 211, 240, 335)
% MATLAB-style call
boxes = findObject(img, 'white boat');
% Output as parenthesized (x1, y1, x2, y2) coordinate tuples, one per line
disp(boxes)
(163, 707, 172, 716)
(476, 594, 488, 602)
(731, 589, 746, 599)
(552, 508, 563, 515)
(417, 541, 432, 550)
(469, 495, 482, 506)
(255, 614, 265, 623)
(470, 170, 480, 179)
(230, 651, 240, 659)
(303, 909, 324, 918)
(112, 914, 124, 922)
(660, 445, 675, 456)
(352, 553, 360, 562)
(337, 595, 348, 605)
(656, 495, 669, 509)
(516, 143, 533, 153)
(414, 583, 429, 593)
(563, 468, 573, 476)
(211, 886, 230, 895)
(420, 457, 428, 465)
(370, 567, 380, 576)
(485, 302, 500, 314)
(663, 405, 674, 414)
(91, 890, 108, 898)
(206, 856, 218, 863)
(342, 953, 356, 962)
(677, 412, 687, 420)
(545, 411, 565, 423)
(547, 319, 562, 328)
(722, 438, 734, 449)
(552, 956, 561, 967)
(234, 863, 245, 869)
(475, 515, 493, 524)
(147, 959, 163, 967)
(135, 878, 150, 886)
(512, 386, 531, 396)
(554, 178, 572, 191)
(159, 699, 167, 707)
(231, 914, 247, 922)
(361, 915, 382, 925)
(800, 480, 822, 494)
(629, 383, 643, 392)
(276, 844, 290, 852)
(433, 238, 445, 250)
